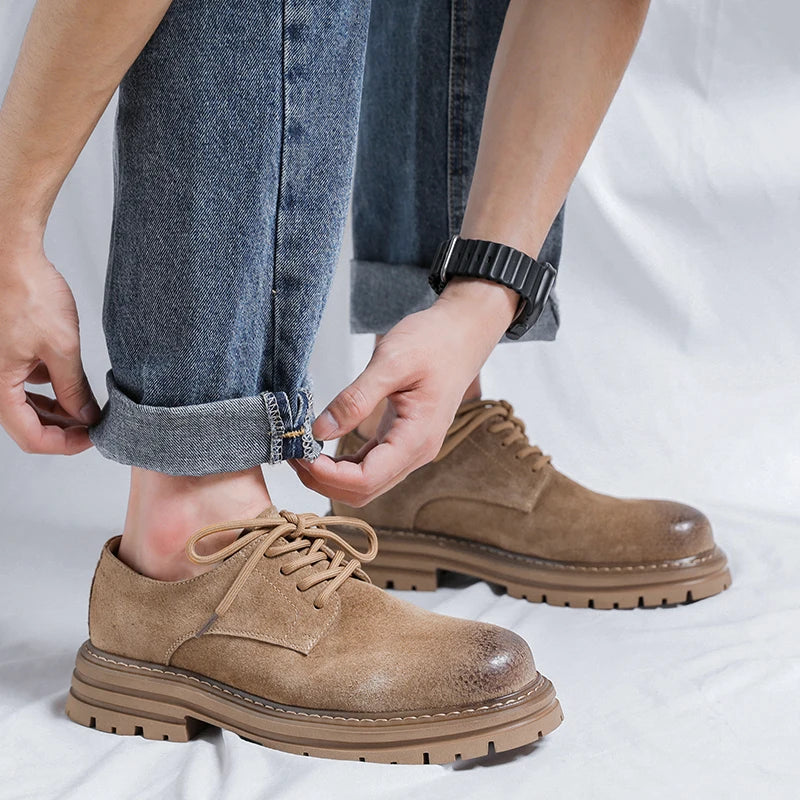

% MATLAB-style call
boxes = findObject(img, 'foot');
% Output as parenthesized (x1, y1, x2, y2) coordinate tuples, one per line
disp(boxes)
(332, 399, 732, 609)
(66, 507, 563, 763)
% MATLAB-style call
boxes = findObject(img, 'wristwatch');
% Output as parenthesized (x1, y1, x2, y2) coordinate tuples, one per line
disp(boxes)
(428, 235, 558, 340)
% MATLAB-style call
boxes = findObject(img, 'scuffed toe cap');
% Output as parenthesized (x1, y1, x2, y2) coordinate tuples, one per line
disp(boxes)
(653, 501, 716, 560)
(326, 583, 542, 714)
(453, 624, 538, 706)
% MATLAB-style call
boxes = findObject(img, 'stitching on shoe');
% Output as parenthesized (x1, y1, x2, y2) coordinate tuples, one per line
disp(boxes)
(379, 529, 719, 573)
(84, 646, 546, 723)
(163, 571, 340, 663)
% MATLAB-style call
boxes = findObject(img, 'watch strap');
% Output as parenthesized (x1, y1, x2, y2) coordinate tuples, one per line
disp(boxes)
(428, 236, 557, 340)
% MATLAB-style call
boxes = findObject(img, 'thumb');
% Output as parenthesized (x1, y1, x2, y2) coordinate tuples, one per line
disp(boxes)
(312, 363, 394, 441)
(44, 345, 101, 425)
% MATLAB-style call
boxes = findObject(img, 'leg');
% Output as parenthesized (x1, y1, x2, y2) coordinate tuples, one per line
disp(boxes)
(64, 1, 567, 763)
(90, 0, 371, 577)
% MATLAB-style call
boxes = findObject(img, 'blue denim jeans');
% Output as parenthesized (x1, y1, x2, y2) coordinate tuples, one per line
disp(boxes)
(90, 0, 371, 475)
(350, 0, 563, 342)
(90, 0, 563, 477)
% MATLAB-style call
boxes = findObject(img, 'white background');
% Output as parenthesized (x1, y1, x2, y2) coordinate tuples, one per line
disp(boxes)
(1, 1, 799, 798)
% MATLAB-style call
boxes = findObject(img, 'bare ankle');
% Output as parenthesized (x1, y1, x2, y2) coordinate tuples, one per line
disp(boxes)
(118, 466, 272, 581)
(462, 374, 482, 403)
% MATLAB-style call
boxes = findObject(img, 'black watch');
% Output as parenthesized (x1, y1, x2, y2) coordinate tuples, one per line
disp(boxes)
(428, 235, 557, 340)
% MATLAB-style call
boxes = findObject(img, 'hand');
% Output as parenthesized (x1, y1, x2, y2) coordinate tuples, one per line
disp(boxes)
(0, 238, 101, 455)
(290, 279, 518, 506)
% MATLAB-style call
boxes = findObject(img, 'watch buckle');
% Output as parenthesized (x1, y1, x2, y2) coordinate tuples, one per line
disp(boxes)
(438, 234, 460, 288)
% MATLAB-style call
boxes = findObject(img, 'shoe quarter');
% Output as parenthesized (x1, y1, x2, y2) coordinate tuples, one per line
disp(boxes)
(89, 540, 341, 667)
(185, 555, 341, 659)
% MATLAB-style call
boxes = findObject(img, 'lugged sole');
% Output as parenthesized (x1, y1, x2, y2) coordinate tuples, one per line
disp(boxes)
(65, 642, 564, 765)
(348, 527, 732, 610)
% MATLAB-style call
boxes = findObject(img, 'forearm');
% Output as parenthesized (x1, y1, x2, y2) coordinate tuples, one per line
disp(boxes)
(460, 0, 650, 260)
(0, 0, 173, 241)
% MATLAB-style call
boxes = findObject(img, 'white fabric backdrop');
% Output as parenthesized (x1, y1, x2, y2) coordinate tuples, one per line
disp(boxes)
(1, 0, 798, 797)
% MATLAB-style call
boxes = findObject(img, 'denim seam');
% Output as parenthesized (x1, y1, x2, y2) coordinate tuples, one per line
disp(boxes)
(300, 388, 318, 460)
(446, 0, 457, 236)
(263, 391, 286, 464)
(270, 0, 289, 391)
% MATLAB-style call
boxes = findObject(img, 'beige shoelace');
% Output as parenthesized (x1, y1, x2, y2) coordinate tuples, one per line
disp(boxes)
(435, 399, 552, 471)
(186, 510, 378, 637)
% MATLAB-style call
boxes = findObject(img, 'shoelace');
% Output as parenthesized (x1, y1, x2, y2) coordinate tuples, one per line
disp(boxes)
(435, 399, 552, 471)
(186, 509, 378, 637)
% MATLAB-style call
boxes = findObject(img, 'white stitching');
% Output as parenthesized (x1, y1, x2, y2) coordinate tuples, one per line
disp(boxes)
(377, 529, 719, 573)
(84, 646, 546, 723)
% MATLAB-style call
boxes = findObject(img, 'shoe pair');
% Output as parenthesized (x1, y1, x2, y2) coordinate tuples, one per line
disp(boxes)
(66, 399, 730, 764)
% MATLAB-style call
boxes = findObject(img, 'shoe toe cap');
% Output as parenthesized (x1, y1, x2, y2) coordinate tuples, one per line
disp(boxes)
(451, 624, 538, 705)
(654, 501, 716, 559)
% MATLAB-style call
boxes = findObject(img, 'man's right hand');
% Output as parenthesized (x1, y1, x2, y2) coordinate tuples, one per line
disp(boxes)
(0, 239, 100, 455)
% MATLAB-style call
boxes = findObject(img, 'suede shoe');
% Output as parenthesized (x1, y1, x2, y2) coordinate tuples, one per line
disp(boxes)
(332, 399, 731, 609)
(66, 507, 562, 763)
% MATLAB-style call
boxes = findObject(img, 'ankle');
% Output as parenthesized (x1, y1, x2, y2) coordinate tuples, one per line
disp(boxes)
(462, 374, 482, 403)
(118, 466, 272, 581)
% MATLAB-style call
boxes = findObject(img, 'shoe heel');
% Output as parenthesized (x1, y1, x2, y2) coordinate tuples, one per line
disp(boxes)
(65, 690, 201, 742)
(65, 644, 206, 743)
(367, 563, 438, 592)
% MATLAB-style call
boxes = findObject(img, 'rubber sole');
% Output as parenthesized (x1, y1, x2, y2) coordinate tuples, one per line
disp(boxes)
(350, 527, 732, 610)
(65, 642, 563, 764)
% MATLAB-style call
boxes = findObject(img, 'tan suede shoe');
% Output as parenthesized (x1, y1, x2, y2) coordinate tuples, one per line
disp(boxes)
(332, 399, 732, 609)
(66, 507, 562, 764)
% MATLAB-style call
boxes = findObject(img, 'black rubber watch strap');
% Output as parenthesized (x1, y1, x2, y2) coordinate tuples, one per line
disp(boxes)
(428, 236, 557, 340)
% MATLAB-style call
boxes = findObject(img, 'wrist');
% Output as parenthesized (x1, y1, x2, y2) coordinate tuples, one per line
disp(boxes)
(0, 213, 46, 260)
(0, 169, 52, 243)
(435, 276, 520, 334)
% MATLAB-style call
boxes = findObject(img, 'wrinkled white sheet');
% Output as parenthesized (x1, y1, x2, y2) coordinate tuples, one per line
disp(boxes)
(1, 0, 799, 797)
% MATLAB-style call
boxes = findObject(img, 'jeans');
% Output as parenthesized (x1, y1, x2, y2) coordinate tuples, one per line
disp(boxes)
(90, 0, 563, 477)
(350, 0, 563, 342)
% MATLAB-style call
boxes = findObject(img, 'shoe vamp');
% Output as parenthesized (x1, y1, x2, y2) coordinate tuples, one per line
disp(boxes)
(170, 578, 536, 714)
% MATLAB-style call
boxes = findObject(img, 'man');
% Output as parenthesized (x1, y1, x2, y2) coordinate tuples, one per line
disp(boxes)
(0, 0, 726, 764)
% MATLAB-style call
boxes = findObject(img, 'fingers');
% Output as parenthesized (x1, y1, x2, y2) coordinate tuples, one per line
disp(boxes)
(311, 360, 398, 442)
(0, 382, 92, 455)
(26, 391, 83, 428)
(26, 362, 51, 384)
(292, 417, 444, 506)
(42, 343, 101, 425)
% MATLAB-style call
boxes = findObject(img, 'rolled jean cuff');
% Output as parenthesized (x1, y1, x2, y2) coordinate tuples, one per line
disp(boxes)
(89, 372, 321, 476)
(349, 259, 560, 343)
